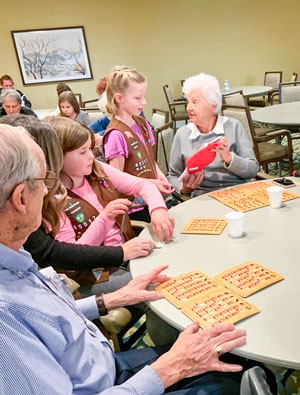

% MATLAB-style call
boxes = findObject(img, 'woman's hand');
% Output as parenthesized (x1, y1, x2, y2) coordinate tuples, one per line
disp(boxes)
(122, 237, 157, 261)
(213, 137, 233, 164)
(103, 198, 131, 220)
(151, 208, 175, 242)
(180, 171, 204, 194)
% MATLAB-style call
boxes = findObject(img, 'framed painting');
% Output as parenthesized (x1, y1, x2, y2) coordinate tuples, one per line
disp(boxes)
(11, 26, 93, 85)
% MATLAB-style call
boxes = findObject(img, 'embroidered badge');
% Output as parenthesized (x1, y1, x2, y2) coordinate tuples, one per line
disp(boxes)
(124, 131, 133, 139)
(131, 139, 139, 150)
(100, 178, 109, 188)
(75, 212, 85, 223)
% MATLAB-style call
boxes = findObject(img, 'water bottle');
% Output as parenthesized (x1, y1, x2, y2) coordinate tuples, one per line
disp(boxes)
(224, 80, 230, 91)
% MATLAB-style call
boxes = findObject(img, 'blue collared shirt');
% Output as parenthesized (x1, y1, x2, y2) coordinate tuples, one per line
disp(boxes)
(0, 243, 164, 394)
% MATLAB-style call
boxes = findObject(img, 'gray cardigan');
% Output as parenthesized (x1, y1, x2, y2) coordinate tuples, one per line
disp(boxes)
(168, 116, 259, 196)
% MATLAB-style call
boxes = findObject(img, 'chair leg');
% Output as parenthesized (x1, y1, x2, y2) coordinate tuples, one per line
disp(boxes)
(262, 164, 268, 173)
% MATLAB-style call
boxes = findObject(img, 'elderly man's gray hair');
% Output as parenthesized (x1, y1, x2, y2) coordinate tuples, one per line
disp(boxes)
(1, 89, 22, 104)
(0, 125, 40, 210)
(182, 73, 222, 114)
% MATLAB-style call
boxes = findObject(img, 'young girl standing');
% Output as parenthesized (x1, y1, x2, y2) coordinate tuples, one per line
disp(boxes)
(59, 91, 91, 127)
(46, 116, 174, 295)
(103, 66, 174, 222)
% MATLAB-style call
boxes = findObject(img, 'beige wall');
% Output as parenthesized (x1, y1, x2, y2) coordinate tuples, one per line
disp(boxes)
(1, 0, 300, 118)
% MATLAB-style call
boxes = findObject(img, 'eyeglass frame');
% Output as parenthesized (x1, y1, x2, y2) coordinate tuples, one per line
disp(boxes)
(31, 170, 58, 189)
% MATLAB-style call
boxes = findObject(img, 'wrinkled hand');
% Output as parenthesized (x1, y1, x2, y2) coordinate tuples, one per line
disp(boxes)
(151, 208, 175, 242)
(180, 171, 204, 194)
(212, 137, 233, 164)
(151, 322, 246, 389)
(103, 265, 170, 309)
(96, 76, 108, 96)
(122, 237, 157, 261)
(103, 198, 131, 220)
(152, 179, 175, 194)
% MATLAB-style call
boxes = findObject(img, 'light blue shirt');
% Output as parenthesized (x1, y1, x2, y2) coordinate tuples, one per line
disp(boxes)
(0, 243, 164, 394)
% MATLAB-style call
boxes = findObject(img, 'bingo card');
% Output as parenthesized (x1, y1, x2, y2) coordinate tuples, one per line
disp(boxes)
(214, 261, 284, 297)
(155, 270, 223, 308)
(209, 181, 300, 212)
(182, 288, 259, 329)
(181, 218, 227, 235)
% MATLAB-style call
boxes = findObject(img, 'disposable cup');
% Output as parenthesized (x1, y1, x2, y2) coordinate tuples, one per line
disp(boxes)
(225, 212, 245, 238)
(267, 186, 283, 209)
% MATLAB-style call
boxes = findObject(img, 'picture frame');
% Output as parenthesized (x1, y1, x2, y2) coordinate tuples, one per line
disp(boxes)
(11, 26, 93, 85)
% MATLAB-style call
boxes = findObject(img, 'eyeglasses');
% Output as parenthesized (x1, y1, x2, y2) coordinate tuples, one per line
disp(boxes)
(31, 170, 58, 189)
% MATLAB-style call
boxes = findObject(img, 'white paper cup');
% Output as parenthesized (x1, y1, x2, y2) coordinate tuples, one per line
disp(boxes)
(225, 212, 245, 238)
(267, 186, 283, 209)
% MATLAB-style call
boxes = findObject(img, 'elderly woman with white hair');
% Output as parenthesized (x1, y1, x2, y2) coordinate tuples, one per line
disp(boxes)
(168, 73, 259, 196)
(0, 89, 37, 118)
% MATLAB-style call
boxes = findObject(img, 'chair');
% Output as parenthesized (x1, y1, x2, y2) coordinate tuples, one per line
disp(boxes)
(222, 103, 293, 175)
(270, 72, 298, 104)
(279, 81, 300, 103)
(222, 91, 276, 138)
(222, 90, 247, 106)
(153, 121, 175, 175)
(163, 84, 189, 130)
(240, 366, 273, 395)
(248, 71, 282, 107)
(60, 251, 147, 353)
(151, 108, 169, 129)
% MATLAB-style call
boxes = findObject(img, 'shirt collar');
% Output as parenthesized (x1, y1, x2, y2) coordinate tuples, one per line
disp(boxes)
(0, 243, 38, 274)
(187, 115, 228, 139)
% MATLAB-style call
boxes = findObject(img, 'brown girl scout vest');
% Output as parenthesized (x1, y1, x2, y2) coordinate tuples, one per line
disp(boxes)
(104, 115, 157, 179)
(58, 175, 134, 286)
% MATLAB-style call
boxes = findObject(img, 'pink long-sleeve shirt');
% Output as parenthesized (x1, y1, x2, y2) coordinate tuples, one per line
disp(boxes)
(55, 162, 166, 247)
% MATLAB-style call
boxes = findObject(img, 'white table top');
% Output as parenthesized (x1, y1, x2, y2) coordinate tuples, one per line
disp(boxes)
(130, 179, 300, 369)
(221, 85, 272, 98)
(251, 101, 300, 127)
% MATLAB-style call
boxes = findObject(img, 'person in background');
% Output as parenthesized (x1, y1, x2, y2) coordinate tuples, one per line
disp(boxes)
(46, 82, 72, 117)
(103, 65, 174, 222)
(168, 73, 259, 197)
(59, 90, 91, 126)
(0, 89, 37, 118)
(0, 123, 277, 394)
(0, 74, 32, 108)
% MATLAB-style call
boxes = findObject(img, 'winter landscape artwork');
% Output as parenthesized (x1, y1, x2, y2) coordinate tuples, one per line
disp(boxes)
(11, 27, 93, 85)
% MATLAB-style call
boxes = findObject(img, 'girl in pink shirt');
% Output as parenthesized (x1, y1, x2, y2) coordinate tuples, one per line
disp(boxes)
(47, 116, 174, 295)
(103, 66, 174, 222)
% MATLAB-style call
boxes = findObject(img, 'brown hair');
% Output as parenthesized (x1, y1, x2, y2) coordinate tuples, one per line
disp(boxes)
(0, 74, 13, 85)
(106, 65, 146, 116)
(58, 91, 80, 117)
(45, 116, 105, 185)
(56, 82, 72, 96)
(0, 114, 67, 235)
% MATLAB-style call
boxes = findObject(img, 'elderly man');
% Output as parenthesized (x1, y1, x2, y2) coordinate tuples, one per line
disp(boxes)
(0, 89, 37, 117)
(0, 74, 32, 108)
(0, 125, 276, 394)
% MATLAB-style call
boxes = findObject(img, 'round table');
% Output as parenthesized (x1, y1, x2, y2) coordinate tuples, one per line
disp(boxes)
(251, 102, 300, 127)
(221, 85, 272, 98)
(130, 180, 300, 369)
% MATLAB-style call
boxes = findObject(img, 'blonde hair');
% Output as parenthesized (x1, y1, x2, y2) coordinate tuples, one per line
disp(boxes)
(45, 116, 105, 185)
(106, 65, 146, 116)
